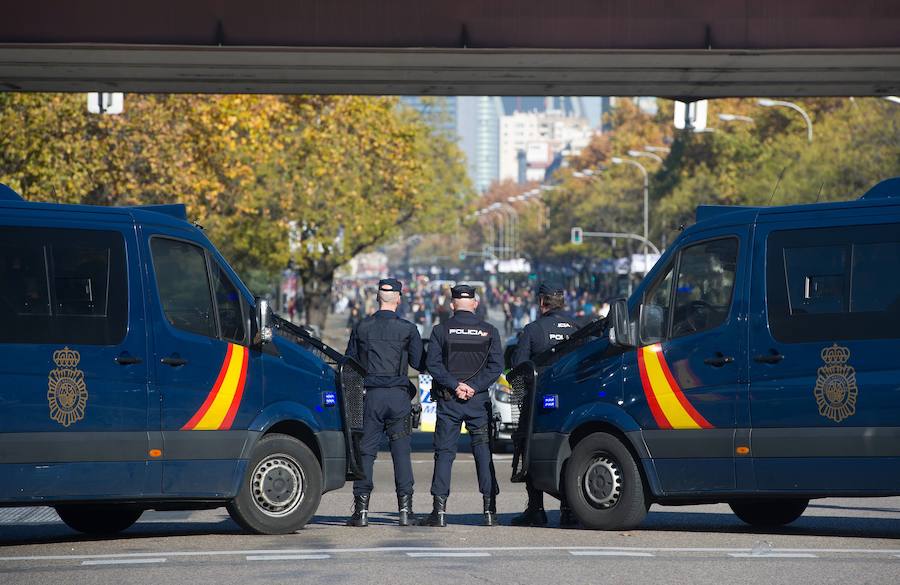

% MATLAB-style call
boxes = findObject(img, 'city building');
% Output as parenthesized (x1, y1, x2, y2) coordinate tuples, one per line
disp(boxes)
(498, 109, 595, 183)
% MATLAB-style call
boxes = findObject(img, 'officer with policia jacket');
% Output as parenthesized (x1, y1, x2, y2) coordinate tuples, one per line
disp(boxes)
(510, 281, 580, 527)
(422, 284, 503, 527)
(345, 278, 424, 527)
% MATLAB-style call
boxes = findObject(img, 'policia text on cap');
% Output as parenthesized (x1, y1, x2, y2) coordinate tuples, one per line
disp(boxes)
(422, 284, 503, 527)
(345, 278, 425, 527)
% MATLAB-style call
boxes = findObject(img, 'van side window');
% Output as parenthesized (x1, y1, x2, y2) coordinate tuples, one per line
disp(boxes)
(767, 224, 900, 342)
(150, 238, 216, 338)
(0, 227, 127, 344)
(211, 261, 245, 344)
(670, 238, 738, 338)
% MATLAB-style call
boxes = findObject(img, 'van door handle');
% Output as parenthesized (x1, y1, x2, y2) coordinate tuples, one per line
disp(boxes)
(703, 354, 734, 367)
(753, 353, 784, 364)
(115, 353, 143, 365)
(160, 356, 188, 367)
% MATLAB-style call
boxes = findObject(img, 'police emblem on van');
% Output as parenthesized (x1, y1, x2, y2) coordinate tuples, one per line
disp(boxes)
(813, 344, 858, 423)
(47, 347, 88, 427)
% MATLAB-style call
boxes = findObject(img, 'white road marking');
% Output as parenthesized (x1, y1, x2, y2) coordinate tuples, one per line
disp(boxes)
(81, 558, 167, 566)
(407, 552, 491, 558)
(246, 554, 331, 561)
(729, 553, 818, 559)
(570, 551, 654, 557)
(3, 545, 897, 563)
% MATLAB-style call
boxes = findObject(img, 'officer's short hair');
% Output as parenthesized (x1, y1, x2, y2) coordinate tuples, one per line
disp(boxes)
(377, 290, 400, 304)
(540, 292, 565, 312)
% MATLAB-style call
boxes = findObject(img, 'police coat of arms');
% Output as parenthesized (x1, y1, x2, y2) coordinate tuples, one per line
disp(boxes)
(813, 344, 858, 423)
(47, 347, 88, 427)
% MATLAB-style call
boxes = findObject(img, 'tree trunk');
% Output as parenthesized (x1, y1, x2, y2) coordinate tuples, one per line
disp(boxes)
(301, 272, 334, 333)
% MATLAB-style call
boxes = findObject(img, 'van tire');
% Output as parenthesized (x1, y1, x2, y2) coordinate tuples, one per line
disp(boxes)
(729, 499, 808, 527)
(563, 432, 648, 530)
(55, 505, 143, 535)
(227, 433, 322, 534)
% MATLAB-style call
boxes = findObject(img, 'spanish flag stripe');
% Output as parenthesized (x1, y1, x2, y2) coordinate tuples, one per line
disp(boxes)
(656, 348, 713, 429)
(642, 346, 702, 429)
(637, 344, 671, 429)
(181, 344, 233, 430)
(220, 347, 249, 430)
(192, 345, 247, 430)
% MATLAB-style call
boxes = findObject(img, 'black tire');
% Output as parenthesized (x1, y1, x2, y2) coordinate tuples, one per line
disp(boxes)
(55, 505, 143, 535)
(729, 499, 808, 527)
(564, 432, 648, 530)
(227, 433, 322, 534)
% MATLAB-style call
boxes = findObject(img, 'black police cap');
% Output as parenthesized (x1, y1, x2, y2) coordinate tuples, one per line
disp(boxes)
(538, 281, 565, 296)
(378, 278, 402, 292)
(451, 284, 476, 299)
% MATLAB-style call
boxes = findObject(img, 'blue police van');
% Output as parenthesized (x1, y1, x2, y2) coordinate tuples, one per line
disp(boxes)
(0, 185, 366, 535)
(510, 178, 900, 531)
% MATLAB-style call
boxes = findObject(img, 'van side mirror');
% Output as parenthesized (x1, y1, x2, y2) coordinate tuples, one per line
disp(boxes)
(255, 297, 273, 346)
(608, 299, 635, 348)
(639, 303, 665, 345)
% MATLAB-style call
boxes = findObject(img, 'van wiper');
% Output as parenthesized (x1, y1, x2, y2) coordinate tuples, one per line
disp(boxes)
(532, 316, 608, 367)
(270, 314, 344, 363)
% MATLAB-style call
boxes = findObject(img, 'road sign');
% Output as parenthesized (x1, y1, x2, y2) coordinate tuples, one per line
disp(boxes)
(673, 99, 708, 131)
(87, 93, 124, 115)
(571, 227, 583, 245)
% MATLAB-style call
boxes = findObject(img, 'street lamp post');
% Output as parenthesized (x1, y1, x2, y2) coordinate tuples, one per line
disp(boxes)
(627, 149, 664, 164)
(757, 99, 813, 143)
(611, 156, 650, 277)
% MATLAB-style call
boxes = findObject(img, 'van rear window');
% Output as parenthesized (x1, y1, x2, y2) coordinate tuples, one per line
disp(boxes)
(0, 227, 128, 345)
(767, 224, 900, 343)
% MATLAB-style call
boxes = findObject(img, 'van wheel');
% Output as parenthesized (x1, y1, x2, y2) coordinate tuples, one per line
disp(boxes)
(730, 499, 808, 527)
(564, 432, 648, 530)
(55, 505, 143, 535)
(227, 433, 322, 534)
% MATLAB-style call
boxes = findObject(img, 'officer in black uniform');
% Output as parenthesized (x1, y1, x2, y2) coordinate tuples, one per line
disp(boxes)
(510, 281, 580, 527)
(423, 284, 503, 527)
(345, 278, 424, 527)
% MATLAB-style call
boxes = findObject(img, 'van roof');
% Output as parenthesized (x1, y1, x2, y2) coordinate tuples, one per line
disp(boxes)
(691, 177, 900, 235)
(0, 196, 193, 230)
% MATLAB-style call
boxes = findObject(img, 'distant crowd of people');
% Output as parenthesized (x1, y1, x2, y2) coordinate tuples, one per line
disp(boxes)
(330, 277, 611, 340)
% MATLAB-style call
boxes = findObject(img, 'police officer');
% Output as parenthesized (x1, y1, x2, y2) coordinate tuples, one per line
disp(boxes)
(510, 281, 580, 527)
(345, 278, 424, 527)
(423, 284, 503, 527)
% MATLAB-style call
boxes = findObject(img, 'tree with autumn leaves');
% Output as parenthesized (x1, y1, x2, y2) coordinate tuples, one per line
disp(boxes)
(0, 93, 472, 329)
(466, 97, 899, 289)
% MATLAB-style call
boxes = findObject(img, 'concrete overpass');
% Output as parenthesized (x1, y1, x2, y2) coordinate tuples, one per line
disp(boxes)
(1, 0, 898, 96)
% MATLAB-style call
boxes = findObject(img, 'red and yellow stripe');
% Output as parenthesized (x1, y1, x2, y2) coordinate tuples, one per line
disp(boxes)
(182, 343, 249, 430)
(637, 343, 712, 430)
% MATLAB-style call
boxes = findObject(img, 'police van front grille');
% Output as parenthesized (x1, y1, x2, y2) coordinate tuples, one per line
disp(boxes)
(508, 362, 536, 483)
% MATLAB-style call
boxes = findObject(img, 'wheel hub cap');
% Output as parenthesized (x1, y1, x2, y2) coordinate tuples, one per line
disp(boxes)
(252, 454, 305, 517)
(583, 456, 622, 508)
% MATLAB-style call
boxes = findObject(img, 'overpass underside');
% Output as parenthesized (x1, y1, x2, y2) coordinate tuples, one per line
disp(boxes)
(1, 1, 899, 97)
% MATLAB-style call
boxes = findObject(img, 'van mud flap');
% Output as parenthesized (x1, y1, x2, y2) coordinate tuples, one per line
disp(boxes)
(509, 361, 537, 483)
(337, 357, 366, 481)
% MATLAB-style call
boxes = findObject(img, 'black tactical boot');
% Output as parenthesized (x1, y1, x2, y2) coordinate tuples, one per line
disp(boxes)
(482, 496, 498, 527)
(559, 506, 578, 528)
(510, 506, 548, 527)
(346, 494, 370, 527)
(422, 496, 447, 527)
(398, 493, 417, 527)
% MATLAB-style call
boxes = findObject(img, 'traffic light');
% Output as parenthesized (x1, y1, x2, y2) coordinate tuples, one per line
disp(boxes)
(459, 252, 466, 261)
(571, 227, 583, 245)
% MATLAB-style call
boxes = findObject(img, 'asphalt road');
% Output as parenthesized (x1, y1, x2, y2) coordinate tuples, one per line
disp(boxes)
(2, 434, 900, 585)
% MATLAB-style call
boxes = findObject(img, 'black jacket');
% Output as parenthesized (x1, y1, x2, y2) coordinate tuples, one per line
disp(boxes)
(511, 310, 579, 368)
(427, 310, 502, 395)
(345, 310, 424, 388)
